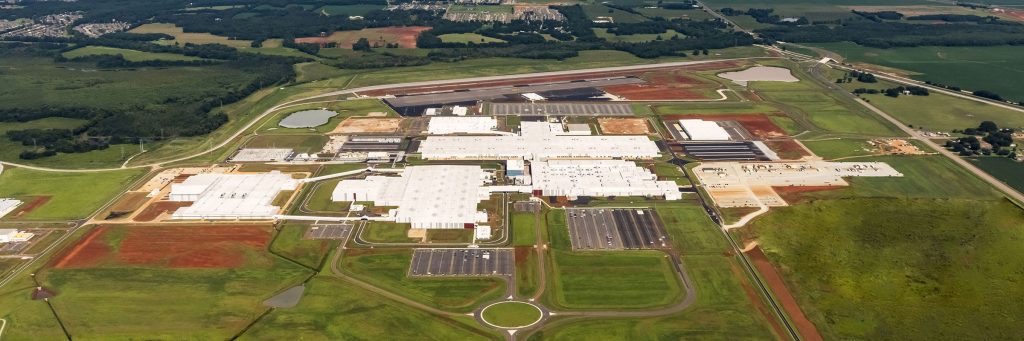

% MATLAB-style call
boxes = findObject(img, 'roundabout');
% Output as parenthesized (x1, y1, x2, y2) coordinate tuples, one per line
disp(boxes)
(478, 301, 545, 329)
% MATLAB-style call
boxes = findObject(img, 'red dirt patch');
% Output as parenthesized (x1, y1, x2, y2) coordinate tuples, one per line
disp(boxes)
(746, 246, 824, 341)
(603, 70, 716, 100)
(998, 8, 1024, 22)
(10, 196, 51, 219)
(133, 201, 192, 222)
(117, 225, 271, 268)
(598, 117, 651, 134)
(52, 226, 111, 269)
(296, 26, 430, 48)
(514, 246, 532, 266)
(728, 258, 787, 338)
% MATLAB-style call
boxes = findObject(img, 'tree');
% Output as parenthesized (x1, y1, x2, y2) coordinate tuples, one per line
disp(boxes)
(352, 38, 372, 52)
(978, 121, 998, 133)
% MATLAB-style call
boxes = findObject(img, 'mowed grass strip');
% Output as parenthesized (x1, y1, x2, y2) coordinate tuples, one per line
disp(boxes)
(548, 250, 682, 309)
(239, 276, 498, 340)
(747, 198, 1024, 340)
(511, 212, 536, 246)
(340, 248, 506, 312)
(0, 167, 145, 220)
(62, 46, 202, 62)
(481, 301, 541, 328)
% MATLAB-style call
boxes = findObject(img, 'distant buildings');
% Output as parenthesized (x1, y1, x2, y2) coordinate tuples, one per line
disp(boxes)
(169, 172, 298, 219)
(419, 121, 661, 160)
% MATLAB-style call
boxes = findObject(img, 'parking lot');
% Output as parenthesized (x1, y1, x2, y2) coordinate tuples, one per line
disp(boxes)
(409, 248, 514, 277)
(566, 208, 670, 250)
(0, 241, 29, 254)
(305, 224, 353, 240)
(490, 102, 634, 116)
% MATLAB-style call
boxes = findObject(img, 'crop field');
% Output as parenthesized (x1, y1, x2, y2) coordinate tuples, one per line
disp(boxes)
(0, 168, 145, 220)
(240, 277, 498, 340)
(743, 198, 1024, 340)
(35, 224, 311, 339)
(439, 33, 506, 44)
(970, 157, 1024, 193)
(296, 27, 430, 48)
(62, 46, 203, 61)
(129, 23, 252, 48)
(339, 248, 506, 312)
(811, 42, 1024, 101)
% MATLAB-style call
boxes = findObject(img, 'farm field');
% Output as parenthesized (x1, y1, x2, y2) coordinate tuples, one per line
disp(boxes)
(62, 46, 203, 61)
(37, 225, 311, 339)
(810, 42, 1024, 101)
(0, 167, 145, 220)
(129, 23, 252, 48)
(339, 248, 506, 312)
(970, 157, 1024, 193)
(439, 33, 506, 44)
(239, 276, 498, 340)
(741, 198, 1024, 340)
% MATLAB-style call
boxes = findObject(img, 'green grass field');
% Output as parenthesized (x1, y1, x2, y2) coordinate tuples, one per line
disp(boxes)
(593, 28, 684, 42)
(800, 155, 1003, 200)
(582, 4, 648, 23)
(0, 167, 145, 220)
(339, 248, 506, 312)
(636, 7, 714, 20)
(63, 46, 203, 62)
(744, 198, 1024, 340)
(239, 276, 498, 340)
(271, 223, 332, 269)
(548, 250, 683, 309)
(811, 42, 1024, 101)
(749, 77, 900, 137)
(481, 302, 541, 327)
(511, 212, 537, 246)
(243, 134, 327, 154)
(317, 4, 382, 16)
(800, 138, 874, 159)
(970, 157, 1024, 193)
(845, 80, 1024, 131)
(439, 33, 506, 44)
(130, 23, 252, 48)
(360, 222, 415, 243)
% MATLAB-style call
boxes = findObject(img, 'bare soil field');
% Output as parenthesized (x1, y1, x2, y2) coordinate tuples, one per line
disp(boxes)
(598, 117, 651, 134)
(296, 26, 430, 48)
(603, 71, 712, 100)
(52, 226, 111, 268)
(107, 192, 149, 214)
(331, 117, 403, 134)
(745, 246, 823, 341)
(8, 196, 50, 219)
(117, 225, 271, 268)
(133, 201, 192, 222)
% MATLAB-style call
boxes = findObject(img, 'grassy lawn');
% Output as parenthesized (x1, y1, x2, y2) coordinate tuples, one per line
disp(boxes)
(439, 33, 506, 44)
(516, 247, 541, 298)
(581, 4, 648, 23)
(511, 212, 537, 246)
(481, 301, 541, 327)
(800, 138, 874, 159)
(636, 7, 714, 20)
(360, 222, 415, 243)
(969, 157, 1024, 193)
(801, 155, 1002, 200)
(593, 28, 684, 42)
(811, 42, 1024, 101)
(339, 248, 506, 312)
(243, 134, 327, 154)
(0, 167, 146, 220)
(750, 76, 900, 137)
(270, 223, 333, 269)
(547, 250, 683, 310)
(40, 250, 310, 339)
(63, 46, 203, 61)
(129, 23, 252, 48)
(240, 276, 498, 340)
(851, 82, 1024, 132)
(743, 198, 1024, 340)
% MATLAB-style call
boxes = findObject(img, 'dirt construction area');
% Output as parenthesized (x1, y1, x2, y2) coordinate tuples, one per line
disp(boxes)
(295, 26, 430, 48)
(603, 70, 714, 100)
(331, 117, 403, 134)
(52, 225, 272, 269)
(598, 117, 651, 135)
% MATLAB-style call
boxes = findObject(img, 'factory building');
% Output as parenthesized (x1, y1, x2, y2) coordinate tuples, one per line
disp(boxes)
(506, 160, 525, 177)
(331, 165, 492, 229)
(530, 160, 681, 200)
(427, 116, 499, 135)
(0, 198, 22, 218)
(169, 172, 298, 220)
(0, 229, 34, 243)
(679, 119, 732, 141)
(419, 122, 660, 160)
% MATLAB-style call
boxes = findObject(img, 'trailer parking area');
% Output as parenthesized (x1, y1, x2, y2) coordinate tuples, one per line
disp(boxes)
(409, 248, 514, 277)
(489, 102, 634, 116)
(566, 208, 670, 251)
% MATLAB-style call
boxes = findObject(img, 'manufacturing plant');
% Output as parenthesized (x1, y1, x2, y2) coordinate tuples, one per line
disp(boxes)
(694, 161, 903, 208)
(419, 121, 660, 160)
(0, 229, 34, 243)
(679, 119, 732, 141)
(427, 116, 500, 135)
(169, 172, 298, 219)
(529, 160, 682, 200)
(229, 148, 295, 162)
(332, 165, 493, 229)
(0, 198, 22, 218)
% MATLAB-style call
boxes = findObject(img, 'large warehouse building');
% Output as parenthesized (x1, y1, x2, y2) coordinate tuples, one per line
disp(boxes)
(0, 199, 22, 218)
(419, 121, 660, 160)
(427, 116, 499, 135)
(331, 166, 492, 229)
(531, 160, 682, 200)
(169, 172, 298, 220)
(679, 119, 732, 141)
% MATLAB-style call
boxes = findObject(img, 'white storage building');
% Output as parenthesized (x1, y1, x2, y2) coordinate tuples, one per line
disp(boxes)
(332, 165, 492, 229)
(169, 172, 298, 220)
(679, 119, 731, 141)
(0, 229, 34, 243)
(419, 122, 660, 160)
(0, 199, 22, 218)
(530, 160, 682, 200)
(427, 116, 498, 135)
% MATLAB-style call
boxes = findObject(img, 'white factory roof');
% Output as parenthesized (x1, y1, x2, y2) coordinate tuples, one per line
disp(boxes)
(427, 116, 498, 135)
(419, 122, 660, 160)
(679, 119, 731, 141)
(332, 166, 492, 228)
(0, 198, 23, 218)
(230, 148, 293, 162)
(171, 172, 298, 219)
(531, 159, 681, 200)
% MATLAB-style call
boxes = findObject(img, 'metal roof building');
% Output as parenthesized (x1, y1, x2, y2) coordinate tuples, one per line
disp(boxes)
(531, 160, 682, 200)
(427, 116, 499, 135)
(0, 199, 22, 218)
(679, 119, 732, 141)
(331, 165, 492, 229)
(419, 122, 660, 160)
(170, 172, 298, 220)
